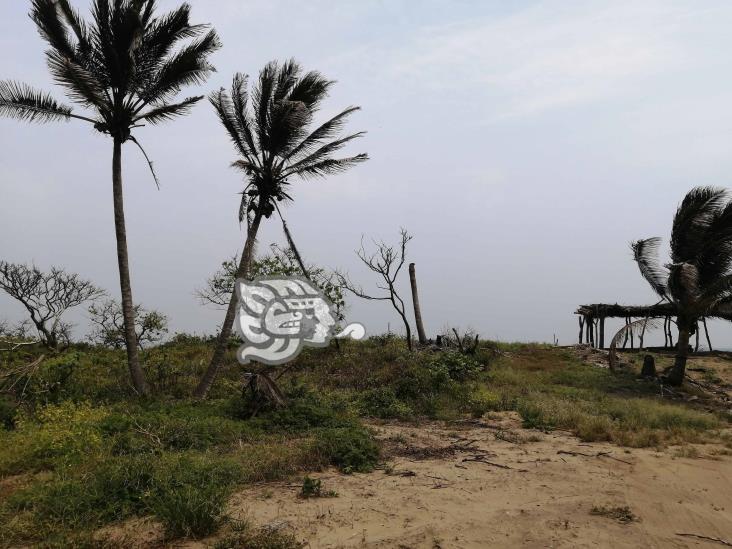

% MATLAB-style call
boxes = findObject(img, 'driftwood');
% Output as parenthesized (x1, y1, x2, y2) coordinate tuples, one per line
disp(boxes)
(675, 533, 732, 547)
(557, 450, 633, 465)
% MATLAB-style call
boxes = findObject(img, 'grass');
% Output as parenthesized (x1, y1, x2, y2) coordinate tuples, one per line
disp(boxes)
(0, 338, 727, 546)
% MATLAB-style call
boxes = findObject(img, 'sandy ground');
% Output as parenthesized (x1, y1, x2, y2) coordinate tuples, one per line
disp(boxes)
(200, 413, 732, 549)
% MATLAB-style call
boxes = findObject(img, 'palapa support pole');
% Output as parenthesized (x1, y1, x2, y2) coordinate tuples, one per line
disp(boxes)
(578, 316, 584, 344)
(622, 317, 629, 348)
(599, 317, 605, 349)
(695, 321, 700, 353)
(663, 317, 669, 348)
(629, 317, 634, 349)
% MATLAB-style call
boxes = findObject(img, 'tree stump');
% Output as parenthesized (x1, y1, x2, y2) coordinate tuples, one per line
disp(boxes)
(641, 354, 656, 378)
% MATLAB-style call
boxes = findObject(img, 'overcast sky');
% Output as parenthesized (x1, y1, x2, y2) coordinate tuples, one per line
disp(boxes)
(3, 0, 732, 348)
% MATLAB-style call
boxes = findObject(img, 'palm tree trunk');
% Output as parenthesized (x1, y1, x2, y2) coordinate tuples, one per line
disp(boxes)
(669, 317, 691, 386)
(112, 137, 148, 395)
(194, 211, 264, 398)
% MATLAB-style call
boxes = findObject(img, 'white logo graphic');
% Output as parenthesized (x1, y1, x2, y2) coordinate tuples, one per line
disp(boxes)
(235, 276, 366, 365)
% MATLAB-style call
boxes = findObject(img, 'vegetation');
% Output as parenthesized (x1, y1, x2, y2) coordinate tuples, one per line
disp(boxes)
(0, 0, 221, 394)
(88, 300, 169, 349)
(0, 337, 727, 545)
(0, 262, 104, 348)
(197, 60, 368, 399)
(631, 186, 732, 385)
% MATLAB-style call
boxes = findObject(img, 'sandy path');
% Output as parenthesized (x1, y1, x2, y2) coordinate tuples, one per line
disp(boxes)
(221, 414, 732, 548)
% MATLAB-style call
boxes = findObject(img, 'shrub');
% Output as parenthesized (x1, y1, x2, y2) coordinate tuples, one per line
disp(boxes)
(428, 352, 483, 382)
(314, 426, 379, 473)
(358, 387, 413, 419)
(0, 397, 17, 429)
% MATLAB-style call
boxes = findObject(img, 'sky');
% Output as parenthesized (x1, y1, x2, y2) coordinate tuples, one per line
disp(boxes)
(2, 0, 732, 348)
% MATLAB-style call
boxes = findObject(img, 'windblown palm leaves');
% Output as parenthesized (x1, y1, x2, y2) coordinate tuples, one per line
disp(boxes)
(194, 60, 367, 399)
(0, 0, 220, 169)
(630, 186, 732, 384)
(209, 60, 368, 226)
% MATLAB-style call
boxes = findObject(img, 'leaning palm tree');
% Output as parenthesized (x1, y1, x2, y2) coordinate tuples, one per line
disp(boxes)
(631, 186, 732, 385)
(0, 1, 220, 395)
(194, 60, 367, 398)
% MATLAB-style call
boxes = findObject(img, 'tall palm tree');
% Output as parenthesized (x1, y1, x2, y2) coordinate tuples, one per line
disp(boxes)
(631, 186, 732, 385)
(194, 60, 367, 398)
(0, 0, 220, 395)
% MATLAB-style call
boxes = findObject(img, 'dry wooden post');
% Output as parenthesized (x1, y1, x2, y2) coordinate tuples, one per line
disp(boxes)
(408, 263, 427, 345)
(622, 317, 629, 348)
(663, 317, 669, 348)
(694, 321, 700, 352)
(599, 317, 605, 349)
(702, 317, 712, 351)
(629, 317, 634, 348)
(578, 316, 584, 344)
(668, 318, 674, 347)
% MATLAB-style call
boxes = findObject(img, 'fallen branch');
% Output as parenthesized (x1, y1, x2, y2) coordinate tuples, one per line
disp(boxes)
(675, 533, 732, 547)
(462, 454, 527, 471)
(557, 450, 633, 466)
(0, 339, 37, 352)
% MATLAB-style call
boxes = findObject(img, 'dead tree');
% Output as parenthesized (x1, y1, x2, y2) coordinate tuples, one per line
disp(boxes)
(409, 263, 427, 344)
(337, 229, 414, 350)
(0, 261, 104, 348)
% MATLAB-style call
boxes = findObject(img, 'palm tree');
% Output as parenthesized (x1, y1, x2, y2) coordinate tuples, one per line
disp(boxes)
(631, 186, 732, 385)
(0, 0, 220, 395)
(193, 60, 367, 398)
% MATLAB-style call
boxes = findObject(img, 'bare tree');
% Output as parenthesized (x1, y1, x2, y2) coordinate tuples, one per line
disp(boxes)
(0, 262, 104, 348)
(88, 300, 168, 350)
(337, 229, 414, 350)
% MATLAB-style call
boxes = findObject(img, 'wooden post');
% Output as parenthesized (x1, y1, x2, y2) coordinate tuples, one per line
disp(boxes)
(578, 316, 584, 344)
(663, 317, 669, 348)
(623, 317, 629, 348)
(599, 317, 605, 349)
(703, 317, 712, 351)
(668, 318, 674, 348)
(408, 263, 427, 345)
(629, 317, 634, 349)
(694, 321, 700, 353)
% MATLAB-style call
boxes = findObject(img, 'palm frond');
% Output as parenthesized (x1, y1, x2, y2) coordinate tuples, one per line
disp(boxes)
(671, 186, 727, 263)
(609, 317, 663, 369)
(143, 29, 220, 103)
(282, 132, 366, 177)
(667, 262, 701, 306)
(252, 61, 278, 151)
(128, 135, 160, 189)
(230, 73, 259, 164)
(287, 154, 368, 179)
(630, 237, 668, 298)
(209, 87, 255, 164)
(286, 69, 333, 108)
(696, 201, 732, 286)
(285, 106, 360, 161)
(31, 0, 76, 59)
(272, 58, 301, 104)
(133, 95, 202, 124)
(47, 51, 109, 110)
(0, 80, 76, 123)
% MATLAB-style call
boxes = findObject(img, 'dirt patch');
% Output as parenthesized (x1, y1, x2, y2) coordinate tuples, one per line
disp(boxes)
(183, 413, 732, 548)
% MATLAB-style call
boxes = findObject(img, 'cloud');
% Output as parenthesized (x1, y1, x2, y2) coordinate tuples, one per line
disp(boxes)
(370, 1, 700, 119)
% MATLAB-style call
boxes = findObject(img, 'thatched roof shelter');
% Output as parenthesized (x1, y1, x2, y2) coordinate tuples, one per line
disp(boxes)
(574, 302, 731, 350)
